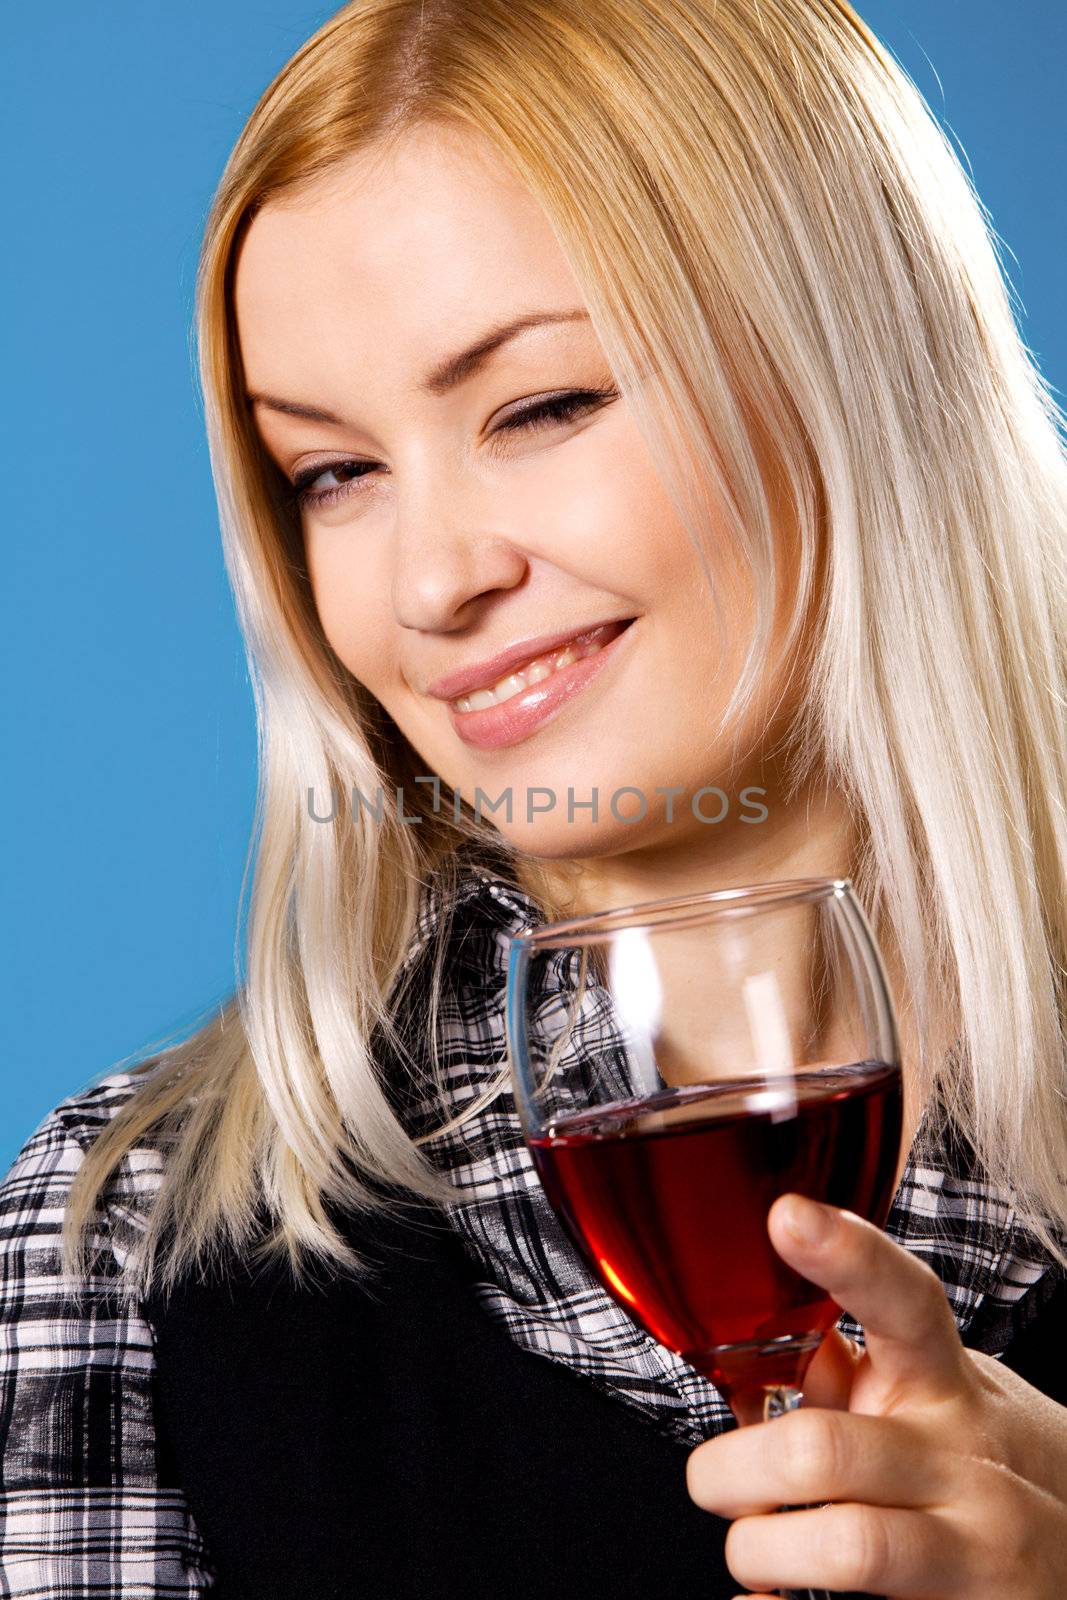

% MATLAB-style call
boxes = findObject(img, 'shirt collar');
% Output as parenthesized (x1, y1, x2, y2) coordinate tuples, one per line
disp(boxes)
(397, 851, 545, 987)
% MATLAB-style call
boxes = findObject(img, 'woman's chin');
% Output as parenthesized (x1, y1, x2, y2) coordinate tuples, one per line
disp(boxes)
(489, 815, 663, 862)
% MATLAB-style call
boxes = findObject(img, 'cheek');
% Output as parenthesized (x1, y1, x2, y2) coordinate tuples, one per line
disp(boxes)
(528, 421, 711, 603)
(305, 528, 394, 686)
(576, 420, 747, 608)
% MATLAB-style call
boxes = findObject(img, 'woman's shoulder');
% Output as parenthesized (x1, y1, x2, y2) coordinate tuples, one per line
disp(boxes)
(11, 1066, 149, 1146)
(0, 1066, 163, 1366)
(1, 1066, 168, 1275)
(3, 1066, 163, 1178)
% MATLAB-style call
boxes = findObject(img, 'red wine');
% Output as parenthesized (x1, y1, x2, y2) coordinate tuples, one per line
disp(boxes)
(528, 1061, 902, 1413)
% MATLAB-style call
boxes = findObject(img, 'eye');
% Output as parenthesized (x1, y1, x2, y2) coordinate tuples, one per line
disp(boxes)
(288, 457, 377, 510)
(288, 387, 617, 511)
(491, 387, 617, 441)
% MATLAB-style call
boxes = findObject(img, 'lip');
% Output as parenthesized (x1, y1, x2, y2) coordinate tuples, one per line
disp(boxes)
(446, 617, 638, 752)
(425, 617, 636, 702)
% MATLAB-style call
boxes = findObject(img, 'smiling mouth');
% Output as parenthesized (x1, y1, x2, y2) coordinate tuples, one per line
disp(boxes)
(450, 620, 634, 712)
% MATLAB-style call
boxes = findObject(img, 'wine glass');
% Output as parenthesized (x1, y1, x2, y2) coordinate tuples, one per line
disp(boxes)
(505, 876, 903, 1600)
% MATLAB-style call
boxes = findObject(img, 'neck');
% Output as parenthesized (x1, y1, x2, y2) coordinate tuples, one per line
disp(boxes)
(514, 755, 859, 920)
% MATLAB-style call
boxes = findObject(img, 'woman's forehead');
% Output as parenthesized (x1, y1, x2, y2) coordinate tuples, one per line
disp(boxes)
(236, 124, 563, 309)
(233, 130, 596, 411)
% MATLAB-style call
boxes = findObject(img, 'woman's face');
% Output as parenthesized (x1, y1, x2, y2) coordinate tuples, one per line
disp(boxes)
(235, 120, 797, 861)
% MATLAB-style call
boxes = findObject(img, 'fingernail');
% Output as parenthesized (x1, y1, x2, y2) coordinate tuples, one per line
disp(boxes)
(781, 1194, 836, 1247)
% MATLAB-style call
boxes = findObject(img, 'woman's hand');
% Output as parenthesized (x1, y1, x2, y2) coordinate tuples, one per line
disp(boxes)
(685, 1193, 1067, 1598)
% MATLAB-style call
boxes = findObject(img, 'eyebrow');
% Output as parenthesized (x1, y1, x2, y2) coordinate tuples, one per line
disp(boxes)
(246, 308, 592, 423)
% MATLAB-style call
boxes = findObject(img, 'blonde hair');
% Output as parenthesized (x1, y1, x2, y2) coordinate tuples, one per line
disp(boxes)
(63, 0, 1067, 1299)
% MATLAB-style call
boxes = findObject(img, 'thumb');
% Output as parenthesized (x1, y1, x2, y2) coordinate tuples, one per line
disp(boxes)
(767, 1193, 967, 1409)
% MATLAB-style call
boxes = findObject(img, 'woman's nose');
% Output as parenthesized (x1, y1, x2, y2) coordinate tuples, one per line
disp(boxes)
(390, 499, 530, 632)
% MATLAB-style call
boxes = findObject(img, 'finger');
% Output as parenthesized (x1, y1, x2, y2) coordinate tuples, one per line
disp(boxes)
(686, 1408, 953, 1519)
(799, 1324, 862, 1410)
(725, 1502, 966, 1598)
(767, 1194, 966, 1404)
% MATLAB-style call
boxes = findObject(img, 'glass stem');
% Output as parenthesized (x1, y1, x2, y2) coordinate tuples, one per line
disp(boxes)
(765, 1386, 835, 1600)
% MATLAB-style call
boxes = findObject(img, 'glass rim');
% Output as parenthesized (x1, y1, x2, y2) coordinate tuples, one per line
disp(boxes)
(509, 874, 853, 949)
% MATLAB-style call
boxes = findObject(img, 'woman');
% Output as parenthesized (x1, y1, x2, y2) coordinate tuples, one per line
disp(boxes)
(2, 0, 1066, 1594)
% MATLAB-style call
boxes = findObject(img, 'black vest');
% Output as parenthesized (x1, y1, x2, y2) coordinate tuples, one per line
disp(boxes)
(143, 1196, 1066, 1600)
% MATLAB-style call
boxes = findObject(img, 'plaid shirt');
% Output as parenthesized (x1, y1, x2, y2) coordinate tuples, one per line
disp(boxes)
(1, 858, 1062, 1595)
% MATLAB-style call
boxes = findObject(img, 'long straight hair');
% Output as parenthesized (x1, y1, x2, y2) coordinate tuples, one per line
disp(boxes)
(63, 0, 1067, 1300)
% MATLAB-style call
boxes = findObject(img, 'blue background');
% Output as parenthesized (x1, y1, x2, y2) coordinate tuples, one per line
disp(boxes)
(3, 3, 1065, 1173)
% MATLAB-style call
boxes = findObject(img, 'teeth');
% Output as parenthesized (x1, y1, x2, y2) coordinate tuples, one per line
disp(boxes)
(462, 688, 499, 712)
(452, 636, 606, 713)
